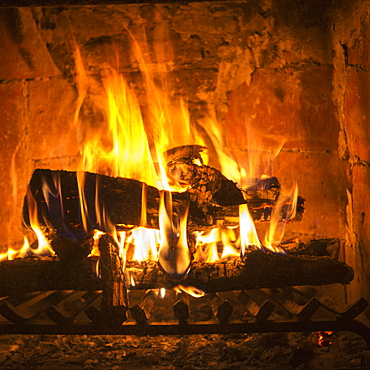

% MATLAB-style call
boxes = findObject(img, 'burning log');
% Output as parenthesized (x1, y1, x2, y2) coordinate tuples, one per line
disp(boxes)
(0, 257, 101, 296)
(126, 250, 353, 293)
(23, 168, 304, 240)
(0, 248, 353, 297)
(98, 234, 128, 327)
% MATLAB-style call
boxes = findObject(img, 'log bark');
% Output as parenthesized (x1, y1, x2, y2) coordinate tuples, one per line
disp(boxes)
(0, 248, 353, 297)
(23, 169, 304, 240)
(99, 234, 128, 308)
(0, 257, 101, 297)
(98, 234, 128, 327)
(124, 250, 354, 293)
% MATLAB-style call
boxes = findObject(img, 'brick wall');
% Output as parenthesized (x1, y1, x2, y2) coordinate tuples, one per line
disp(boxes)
(0, 0, 368, 319)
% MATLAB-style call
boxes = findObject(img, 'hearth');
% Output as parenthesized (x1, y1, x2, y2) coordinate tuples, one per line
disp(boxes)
(1, 0, 370, 367)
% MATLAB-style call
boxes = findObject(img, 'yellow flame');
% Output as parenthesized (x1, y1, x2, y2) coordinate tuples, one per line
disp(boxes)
(0, 237, 30, 261)
(73, 36, 205, 193)
(264, 182, 298, 253)
(239, 204, 261, 255)
(193, 228, 220, 263)
(130, 227, 160, 262)
(157, 192, 191, 275)
(88, 229, 103, 257)
(130, 274, 136, 287)
(174, 285, 205, 298)
(220, 228, 239, 259)
(24, 187, 54, 257)
(158, 288, 166, 299)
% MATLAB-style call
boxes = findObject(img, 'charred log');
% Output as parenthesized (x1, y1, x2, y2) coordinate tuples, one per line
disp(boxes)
(0, 257, 101, 296)
(98, 234, 128, 327)
(50, 235, 93, 261)
(125, 250, 353, 293)
(23, 169, 304, 240)
(0, 246, 353, 297)
(165, 145, 305, 222)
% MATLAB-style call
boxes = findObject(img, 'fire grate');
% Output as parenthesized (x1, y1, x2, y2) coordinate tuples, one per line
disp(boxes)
(0, 287, 369, 350)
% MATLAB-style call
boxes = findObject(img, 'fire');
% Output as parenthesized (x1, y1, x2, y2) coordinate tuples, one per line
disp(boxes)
(174, 285, 205, 298)
(239, 204, 261, 254)
(315, 331, 333, 347)
(157, 192, 191, 276)
(12, 35, 300, 294)
(193, 228, 220, 263)
(130, 227, 159, 262)
(264, 183, 299, 253)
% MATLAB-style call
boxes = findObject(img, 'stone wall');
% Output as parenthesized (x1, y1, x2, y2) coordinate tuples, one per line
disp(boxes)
(0, 0, 368, 319)
(331, 0, 370, 322)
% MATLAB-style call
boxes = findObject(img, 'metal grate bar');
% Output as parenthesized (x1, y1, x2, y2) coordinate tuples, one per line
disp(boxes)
(263, 288, 320, 321)
(46, 290, 101, 325)
(208, 293, 233, 325)
(130, 290, 157, 325)
(237, 290, 275, 322)
(291, 286, 369, 319)
(0, 291, 75, 324)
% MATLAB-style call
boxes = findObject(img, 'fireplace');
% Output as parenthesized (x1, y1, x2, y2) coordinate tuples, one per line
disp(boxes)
(0, 0, 370, 363)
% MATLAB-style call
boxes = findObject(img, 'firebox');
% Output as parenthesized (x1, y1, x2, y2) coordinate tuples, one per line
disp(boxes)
(0, 0, 370, 359)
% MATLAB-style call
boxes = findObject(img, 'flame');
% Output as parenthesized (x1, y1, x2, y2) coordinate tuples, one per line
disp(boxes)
(74, 36, 204, 192)
(193, 228, 220, 263)
(130, 274, 135, 287)
(239, 204, 262, 255)
(174, 285, 205, 298)
(0, 237, 30, 261)
(220, 228, 239, 259)
(23, 186, 54, 257)
(158, 288, 166, 299)
(130, 227, 160, 262)
(157, 192, 191, 276)
(88, 229, 103, 257)
(264, 183, 298, 253)
(14, 35, 301, 287)
(316, 331, 333, 347)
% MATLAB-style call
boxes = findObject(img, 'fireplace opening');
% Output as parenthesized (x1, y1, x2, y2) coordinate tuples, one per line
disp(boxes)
(0, 0, 370, 368)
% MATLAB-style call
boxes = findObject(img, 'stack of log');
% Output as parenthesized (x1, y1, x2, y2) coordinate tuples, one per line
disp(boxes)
(12, 145, 352, 326)
(22, 145, 305, 240)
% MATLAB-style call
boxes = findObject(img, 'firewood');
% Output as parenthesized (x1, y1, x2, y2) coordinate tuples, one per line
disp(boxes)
(125, 250, 353, 293)
(23, 169, 304, 240)
(98, 234, 128, 327)
(0, 257, 101, 296)
(99, 234, 128, 308)
(50, 235, 93, 261)
(0, 248, 353, 298)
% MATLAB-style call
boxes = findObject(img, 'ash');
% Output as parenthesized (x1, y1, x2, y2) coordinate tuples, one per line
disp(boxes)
(0, 331, 365, 369)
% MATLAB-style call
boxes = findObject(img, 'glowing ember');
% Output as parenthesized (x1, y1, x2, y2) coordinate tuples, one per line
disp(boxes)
(158, 288, 166, 299)
(174, 285, 205, 298)
(316, 331, 333, 347)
